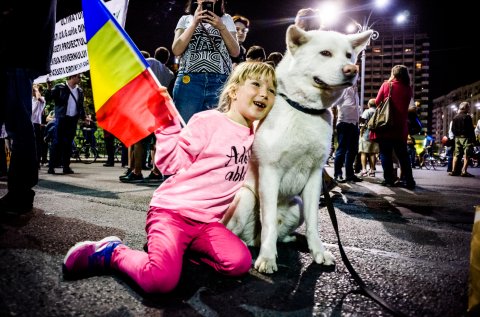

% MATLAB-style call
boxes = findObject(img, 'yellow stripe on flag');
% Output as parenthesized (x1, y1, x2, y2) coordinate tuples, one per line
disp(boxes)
(88, 20, 145, 112)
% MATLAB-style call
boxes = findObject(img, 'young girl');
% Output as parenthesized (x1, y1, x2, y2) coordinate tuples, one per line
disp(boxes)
(63, 62, 277, 294)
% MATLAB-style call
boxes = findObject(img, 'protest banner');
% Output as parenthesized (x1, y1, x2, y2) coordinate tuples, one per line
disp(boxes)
(35, 0, 129, 83)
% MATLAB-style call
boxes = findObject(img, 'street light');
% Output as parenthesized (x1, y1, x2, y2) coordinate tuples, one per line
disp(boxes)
(354, 10, 411, 108)
(353, 15, 380, 109)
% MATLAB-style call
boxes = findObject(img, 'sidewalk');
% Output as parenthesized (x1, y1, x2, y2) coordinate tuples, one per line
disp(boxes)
(0, 162, 478, 316)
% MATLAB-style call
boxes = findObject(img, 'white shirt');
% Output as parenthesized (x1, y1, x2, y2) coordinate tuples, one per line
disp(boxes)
(335, 86, 361, 125)
(448, 121, 454, 140)
(66, 85, 79, 117)
(175, 14, 235, 74)
(31, 96, 46, 124)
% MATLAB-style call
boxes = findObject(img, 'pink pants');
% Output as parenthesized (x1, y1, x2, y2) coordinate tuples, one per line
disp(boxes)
(111, 207, 252, 293)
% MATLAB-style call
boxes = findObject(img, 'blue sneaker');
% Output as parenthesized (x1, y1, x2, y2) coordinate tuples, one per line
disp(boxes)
(63, 236, 122, 277)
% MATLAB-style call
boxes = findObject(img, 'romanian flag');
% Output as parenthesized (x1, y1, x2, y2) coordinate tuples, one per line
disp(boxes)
(82, 0, 182, 147)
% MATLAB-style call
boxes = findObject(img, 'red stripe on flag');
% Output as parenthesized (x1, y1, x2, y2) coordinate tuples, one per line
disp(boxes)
(96, 69, 176, 147)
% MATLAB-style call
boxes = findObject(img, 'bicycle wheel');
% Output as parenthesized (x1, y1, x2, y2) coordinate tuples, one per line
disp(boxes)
(422, 155, 431, 170)
(79, 145, 98, 164)
(426, 156, 436, 170)
(71, 142, 81, 162)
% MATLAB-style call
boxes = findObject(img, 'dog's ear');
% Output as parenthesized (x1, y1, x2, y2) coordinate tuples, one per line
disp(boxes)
(286, 25, 310, 55)
(348, 30, 374, 56)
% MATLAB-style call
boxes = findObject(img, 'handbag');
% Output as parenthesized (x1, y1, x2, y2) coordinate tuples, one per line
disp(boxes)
(367, 82, 392, 131)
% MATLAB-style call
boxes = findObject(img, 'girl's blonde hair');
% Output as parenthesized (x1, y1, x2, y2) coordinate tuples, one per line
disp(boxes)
(217, 62, 277, 113)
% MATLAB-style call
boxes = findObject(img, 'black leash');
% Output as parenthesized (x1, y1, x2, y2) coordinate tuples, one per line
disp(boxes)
(322, 180, 410, 317)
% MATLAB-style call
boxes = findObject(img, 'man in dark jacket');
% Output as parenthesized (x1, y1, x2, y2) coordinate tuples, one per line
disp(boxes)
(449, 101, 475, 177)
(46, 73, 85, 175)
(0, 0, 57, 214)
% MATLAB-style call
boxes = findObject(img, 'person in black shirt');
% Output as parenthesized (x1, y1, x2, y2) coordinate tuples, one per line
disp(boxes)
(449, 101, 475, 177)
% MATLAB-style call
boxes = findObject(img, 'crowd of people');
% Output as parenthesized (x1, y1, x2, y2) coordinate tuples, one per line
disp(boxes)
(1, 0, 478, 300)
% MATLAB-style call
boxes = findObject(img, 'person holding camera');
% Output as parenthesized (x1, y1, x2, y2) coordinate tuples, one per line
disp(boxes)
(172, 0, 239, 123)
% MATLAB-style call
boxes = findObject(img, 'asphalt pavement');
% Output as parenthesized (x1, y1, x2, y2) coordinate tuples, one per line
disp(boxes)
(0, 162, 479, 317)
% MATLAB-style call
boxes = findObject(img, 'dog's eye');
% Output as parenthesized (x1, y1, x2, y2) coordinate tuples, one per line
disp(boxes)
(320, 50, 332, 57)
(346, 53, 352, 59)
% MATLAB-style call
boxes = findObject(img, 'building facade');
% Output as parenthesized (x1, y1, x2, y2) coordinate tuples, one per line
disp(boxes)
(432, 81, 480, 142)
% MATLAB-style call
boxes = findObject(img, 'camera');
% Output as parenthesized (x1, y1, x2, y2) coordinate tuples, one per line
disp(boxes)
(202, 2, 214, 12)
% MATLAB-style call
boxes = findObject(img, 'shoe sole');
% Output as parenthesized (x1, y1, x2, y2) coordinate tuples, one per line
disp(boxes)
(145, 178, 163, 183)
(63, 236, 122, 277)
(120, 179, 144, 183)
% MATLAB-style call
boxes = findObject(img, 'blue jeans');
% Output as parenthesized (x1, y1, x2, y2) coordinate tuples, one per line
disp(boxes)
(0, 68, 39, 194)
(334, 122, 360, 179)
(173, 72, 228, 123)
(446, 146, 454, 172)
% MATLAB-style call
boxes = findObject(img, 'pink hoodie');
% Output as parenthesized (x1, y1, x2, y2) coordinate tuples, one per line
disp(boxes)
(150, 110, 255, 223)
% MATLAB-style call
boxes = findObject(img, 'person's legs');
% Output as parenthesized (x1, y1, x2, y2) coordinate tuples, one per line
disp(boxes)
(461, 154, 469, 174)
(133, 141, 144, 175)
(103, 132, 115, 166)
(360, 152, 368, 174)
(120, 142, 144, 182)
(64, 208, 191, 294)
(446, 146, 453, 172)
(0, 68, 38, 211)
(121, 143, 128, 167)
(33, 123, 43, 168)
(370, 142, 379, 174)
(334, 122, 347, 179)
(393, 141, 415, 188)
(368, 154, 376, 175)
(450, 138, 463, 175)
(112, 208, 194, 293)
(189, 221, 252, 277)
(378, 140, 394, 185)
(62, 116, 78, 173)
(344, 124, 359, 179)
(49, 119, 64, 172)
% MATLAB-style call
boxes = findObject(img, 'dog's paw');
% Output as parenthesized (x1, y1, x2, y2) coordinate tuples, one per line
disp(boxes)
(312, 249, 335, 266)
(254, 256, 278, 274)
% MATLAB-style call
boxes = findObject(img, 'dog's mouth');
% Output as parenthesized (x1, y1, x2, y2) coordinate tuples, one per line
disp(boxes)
(253, 101, 267, 109)
(313, 76, 352, 90)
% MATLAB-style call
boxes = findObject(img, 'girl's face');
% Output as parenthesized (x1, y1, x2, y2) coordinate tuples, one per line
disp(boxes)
(227, 77, 276, 127)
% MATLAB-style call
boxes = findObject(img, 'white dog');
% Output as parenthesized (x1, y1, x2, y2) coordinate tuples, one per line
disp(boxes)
(222, 25, 373, 274)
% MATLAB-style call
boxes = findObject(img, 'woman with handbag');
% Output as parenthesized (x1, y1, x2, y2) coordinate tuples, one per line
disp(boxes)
(172, 0, 239, 123)
(369, 65, 416, 189)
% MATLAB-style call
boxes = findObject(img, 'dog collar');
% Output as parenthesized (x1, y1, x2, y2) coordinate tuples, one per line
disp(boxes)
(279, 93, 326, 115)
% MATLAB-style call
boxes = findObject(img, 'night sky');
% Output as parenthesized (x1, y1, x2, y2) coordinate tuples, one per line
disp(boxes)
(58, 0, 477, 100)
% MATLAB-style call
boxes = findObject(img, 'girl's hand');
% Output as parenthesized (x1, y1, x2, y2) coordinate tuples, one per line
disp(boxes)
(202, 11, 226, 31)
(193, 5, 207, 25)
